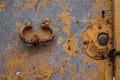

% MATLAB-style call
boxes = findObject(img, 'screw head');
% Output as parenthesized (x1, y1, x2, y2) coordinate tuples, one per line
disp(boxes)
(97, 33, 109, 46)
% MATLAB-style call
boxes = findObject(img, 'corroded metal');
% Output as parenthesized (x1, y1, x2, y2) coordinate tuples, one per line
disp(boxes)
(109, 48, 120, 61)
(19, 19, 55, 45)
(82, 24, 113, 60)
(97, 33, 109, 46)
(0, 0, 113, 80)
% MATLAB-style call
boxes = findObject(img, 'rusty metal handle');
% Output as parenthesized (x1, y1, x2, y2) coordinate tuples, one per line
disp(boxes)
(19, 20, 55, 45)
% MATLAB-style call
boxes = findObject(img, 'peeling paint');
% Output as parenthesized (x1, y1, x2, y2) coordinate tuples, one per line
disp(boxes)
(0, 0, 113, 80)
(59, 10, 72, 34)
(0, 51, 54, 80)
(63, 35, 78, 57)
(57, 37, 64, 45)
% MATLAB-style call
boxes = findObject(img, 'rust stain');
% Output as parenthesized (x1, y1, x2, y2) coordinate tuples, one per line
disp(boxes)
(79, 68, 85, 74)
(76, 14, 92, 24)
(59, 10, 72, 34)
(90, 0, 105, 9)
(57, 37, 64, 44)
(0, 1, 7, 10)
(64, 4, 71, 11)
(58, 65, 65, 75)
(13, 13, 17, 17)
(94, 10, 112, 25)
(81, 55, 89, 63)
(40, 0, 51, 7)
(17, 1, 21, 7)
(73, 76, 81, 80)
(105, 0, 112, 8)
(63, 35, 78, 57)
(78, 61, 105, 80)
(0, 51, 54, 80)
(21, 1, 37, 9)
(19, 19, 55, 45)
(69, 64, 76, 77)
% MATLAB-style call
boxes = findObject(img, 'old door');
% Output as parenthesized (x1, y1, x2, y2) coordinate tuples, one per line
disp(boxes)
(0, 0, 113, 80)
(114, 0, 120, 80)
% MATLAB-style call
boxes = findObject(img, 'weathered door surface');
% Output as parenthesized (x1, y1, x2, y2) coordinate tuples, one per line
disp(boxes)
(0, 0, 113, 80)
(114, 0, 120, 80)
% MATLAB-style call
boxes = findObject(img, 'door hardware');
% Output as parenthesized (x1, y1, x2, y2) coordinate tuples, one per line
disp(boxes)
(97, 33, 109, 46)
(82, 24, 112, 60)
(19, 19, 55, 45)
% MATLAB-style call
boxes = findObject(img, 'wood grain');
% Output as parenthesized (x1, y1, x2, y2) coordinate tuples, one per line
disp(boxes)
(114, 0, 120, 80)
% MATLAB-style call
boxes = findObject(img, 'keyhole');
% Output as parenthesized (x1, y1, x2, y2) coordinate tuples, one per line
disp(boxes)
(102, 10, 105, 19)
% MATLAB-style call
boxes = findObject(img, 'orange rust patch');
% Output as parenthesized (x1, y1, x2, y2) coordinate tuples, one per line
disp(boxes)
(21, 1, 36, 9)
(17, 1, 21, 7)
(13, 13, 17, 17)
(81, 55, 89, 63)
(40, 0, 51, 7)
(79, 68, 85, 74)
(57, 37, 64, 44)
(90, 0, 105, 9)
(63, 35, 78, 57)
(76, 14, 92, 24)
(73, 76, 81, 80)
(94, 10, 112, 25)
(64, 4, 71, 11)
(69, 64, 76, 77)
(0, 2, 7, 10)
(0, 51, 54, 80)
(59, 65, 65, 75)
(59, 10, 72, 34)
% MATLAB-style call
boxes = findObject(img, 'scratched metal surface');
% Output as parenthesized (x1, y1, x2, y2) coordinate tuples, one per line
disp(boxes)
(0, 0, 112, 80)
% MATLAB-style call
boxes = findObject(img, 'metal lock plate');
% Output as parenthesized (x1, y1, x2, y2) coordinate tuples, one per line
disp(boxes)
(82, 24, 113, 60)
